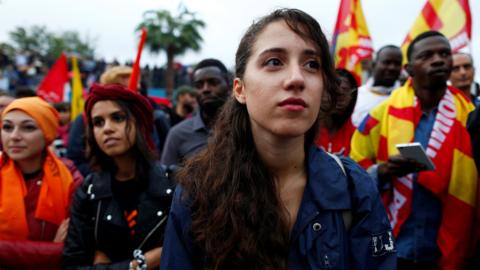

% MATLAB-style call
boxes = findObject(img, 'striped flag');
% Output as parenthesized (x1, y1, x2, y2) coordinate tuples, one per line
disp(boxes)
(70, 56, 85, 121)
(402, 0, 472, 59)
(331, 0, 373, 85)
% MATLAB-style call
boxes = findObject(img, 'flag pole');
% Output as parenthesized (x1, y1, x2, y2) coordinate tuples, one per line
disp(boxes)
(129, 28, 147, 92)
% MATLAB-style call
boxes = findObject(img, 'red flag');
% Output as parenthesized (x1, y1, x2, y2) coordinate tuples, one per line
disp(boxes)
(331, 0, 373, 85)
(37, 53, 69, 103)
(129, 28, 147, 92)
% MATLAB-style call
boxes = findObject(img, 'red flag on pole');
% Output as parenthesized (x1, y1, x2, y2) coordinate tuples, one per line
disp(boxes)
(331, 0, 373, 85)
(37, 53, 69, 102)
(128, 28, 147, 92)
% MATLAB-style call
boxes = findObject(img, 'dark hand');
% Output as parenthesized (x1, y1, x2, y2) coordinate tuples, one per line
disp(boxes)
(378, 155, 427, 183)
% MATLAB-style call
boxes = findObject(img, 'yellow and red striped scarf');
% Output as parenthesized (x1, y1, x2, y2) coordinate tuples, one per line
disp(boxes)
(350, 80, 478, 270)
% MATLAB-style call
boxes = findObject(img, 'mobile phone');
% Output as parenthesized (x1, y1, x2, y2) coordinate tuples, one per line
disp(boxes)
(395, 142, 435, 171)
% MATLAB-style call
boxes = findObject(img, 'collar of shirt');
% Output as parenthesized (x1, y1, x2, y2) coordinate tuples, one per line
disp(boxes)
(192, 111, 208, 132)
(305, 146, 352, 211)
(365, 77, 400, 96)
(88, 163, 174, 200)
(290, 146, 352, 241)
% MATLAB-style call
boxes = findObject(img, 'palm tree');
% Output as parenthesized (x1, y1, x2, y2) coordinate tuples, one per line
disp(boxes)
(137, 8, 205, 99)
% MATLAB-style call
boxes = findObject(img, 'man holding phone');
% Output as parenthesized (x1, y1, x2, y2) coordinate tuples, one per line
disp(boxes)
(350, 31, 478, 270)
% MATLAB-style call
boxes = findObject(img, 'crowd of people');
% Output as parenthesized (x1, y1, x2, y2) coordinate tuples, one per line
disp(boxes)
(0, 48, 192, 100)
(0, 7, 479, 270)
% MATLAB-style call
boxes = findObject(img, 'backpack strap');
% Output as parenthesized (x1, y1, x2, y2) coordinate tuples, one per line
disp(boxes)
(327, 152, 346, 175)
(326, 152, 352, 231)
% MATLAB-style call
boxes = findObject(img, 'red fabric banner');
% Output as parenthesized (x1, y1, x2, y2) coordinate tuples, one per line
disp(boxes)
(37, 53, 69, 103)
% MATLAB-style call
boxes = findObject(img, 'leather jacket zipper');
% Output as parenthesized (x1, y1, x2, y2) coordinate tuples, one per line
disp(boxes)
(137, 215, 168, 250)
(94, 201, 102, 244)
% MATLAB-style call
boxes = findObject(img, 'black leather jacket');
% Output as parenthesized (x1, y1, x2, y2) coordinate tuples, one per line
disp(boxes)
(62, 163, 175, 270)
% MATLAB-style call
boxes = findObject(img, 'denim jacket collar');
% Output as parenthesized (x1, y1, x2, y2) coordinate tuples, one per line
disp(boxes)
(306, 146, 351, 211)
(290, 146, 352, 240)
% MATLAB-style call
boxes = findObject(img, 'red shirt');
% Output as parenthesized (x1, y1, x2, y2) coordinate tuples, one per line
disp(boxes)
(315, 119, 356, 156)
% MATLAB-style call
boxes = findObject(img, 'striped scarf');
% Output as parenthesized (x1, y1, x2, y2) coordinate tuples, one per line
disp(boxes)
(350, 79, 478, 270)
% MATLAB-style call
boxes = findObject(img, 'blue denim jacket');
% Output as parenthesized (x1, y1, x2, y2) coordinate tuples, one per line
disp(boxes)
(395, 110, 442, 263)
(159, 146, 396, 269)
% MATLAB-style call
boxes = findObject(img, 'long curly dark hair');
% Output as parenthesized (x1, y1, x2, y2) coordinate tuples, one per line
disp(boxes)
(177, 8, 345, 269)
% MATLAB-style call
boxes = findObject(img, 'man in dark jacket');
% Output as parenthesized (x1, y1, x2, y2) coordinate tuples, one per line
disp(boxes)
(160, 59, 230, 166)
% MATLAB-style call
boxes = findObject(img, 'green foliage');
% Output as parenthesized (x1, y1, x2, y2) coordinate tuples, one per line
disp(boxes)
(138, 7, 205, 56)
(137, 7, 205, 97)
(46, 31, 96, 61)
(0, 42, 16, 57)
(7, 25, 96, 63)
(8, 26, 49, 53)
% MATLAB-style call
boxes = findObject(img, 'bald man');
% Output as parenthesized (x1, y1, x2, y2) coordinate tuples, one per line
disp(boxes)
(450, 52, 480, 105)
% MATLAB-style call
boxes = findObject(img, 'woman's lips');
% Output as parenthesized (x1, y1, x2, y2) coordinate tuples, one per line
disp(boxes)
(8, 146, 25, 153)
(278, 97, 307, 112)
(103, 138, 119, 147)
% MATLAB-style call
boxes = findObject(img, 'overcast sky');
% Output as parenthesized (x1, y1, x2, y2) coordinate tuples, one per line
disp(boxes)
(1, 0, 479, 78)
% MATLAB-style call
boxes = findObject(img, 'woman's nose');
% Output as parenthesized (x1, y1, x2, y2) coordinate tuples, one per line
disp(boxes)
(284, 64, 305, 91)
(9, 127, 22, 139)
(102, 120, 115, 133)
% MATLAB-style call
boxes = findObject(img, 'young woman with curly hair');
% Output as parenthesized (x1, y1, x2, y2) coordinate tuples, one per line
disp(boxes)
(160, 8, 396, 270)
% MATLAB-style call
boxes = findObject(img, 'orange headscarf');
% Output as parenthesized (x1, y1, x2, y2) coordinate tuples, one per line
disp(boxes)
(2, 97, 59, 145)
(0, 97, 73, 240)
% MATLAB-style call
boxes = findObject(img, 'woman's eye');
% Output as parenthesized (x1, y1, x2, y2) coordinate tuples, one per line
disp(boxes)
(2, 124, 13, 132)
(305, 60, 320, 70)
(264, 58, 282, 67)
(93, 118, 104, 127)
(21, 125, 38, 132)
(112, 114, 126, 123)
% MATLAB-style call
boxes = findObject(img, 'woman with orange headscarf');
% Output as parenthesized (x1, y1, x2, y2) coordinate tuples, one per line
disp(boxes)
(0, 97, 83, 269)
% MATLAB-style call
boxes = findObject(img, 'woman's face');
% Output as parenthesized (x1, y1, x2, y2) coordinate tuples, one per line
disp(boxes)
(58, 110, 71, 126)
(1, 110, 46, 162)
(233, 20, 324, 140)
(90, 100, 136, 158)
(338, 76, 356, 112)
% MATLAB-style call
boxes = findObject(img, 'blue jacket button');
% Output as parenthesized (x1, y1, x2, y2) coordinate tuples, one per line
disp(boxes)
(313, 223, 322, 231)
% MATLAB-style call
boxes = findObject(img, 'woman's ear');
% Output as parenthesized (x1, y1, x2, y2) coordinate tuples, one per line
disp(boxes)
(233, 78, 246, 104)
